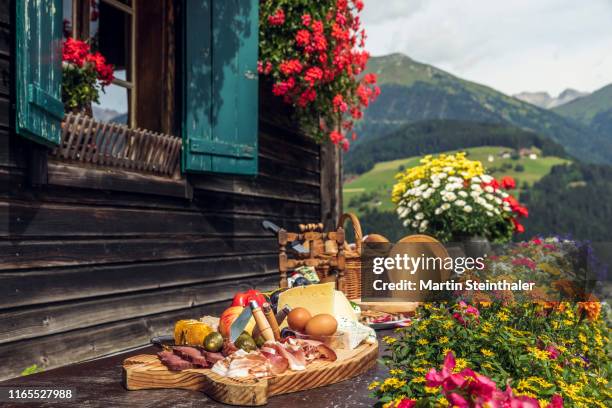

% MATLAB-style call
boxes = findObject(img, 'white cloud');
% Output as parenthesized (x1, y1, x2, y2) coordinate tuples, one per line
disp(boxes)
(362, 0, 612, 95)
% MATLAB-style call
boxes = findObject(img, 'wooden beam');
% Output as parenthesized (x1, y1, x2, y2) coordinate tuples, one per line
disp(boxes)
(319, 140, 342, 230)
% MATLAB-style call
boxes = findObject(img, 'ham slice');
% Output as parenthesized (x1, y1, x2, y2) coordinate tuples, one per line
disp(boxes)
(201, 350, 224, 364)
(260, 350, 289, 375)
(158, 350, 192, 371)
(264, 341, 306, 371)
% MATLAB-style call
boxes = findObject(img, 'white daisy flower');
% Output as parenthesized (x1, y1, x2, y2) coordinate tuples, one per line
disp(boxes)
(464, 205, 473, 213)
(458, 191, 468, 197)
(455, 199, 466, 207)
(441, 203, 451, 210)
(415, 212, 425, 220)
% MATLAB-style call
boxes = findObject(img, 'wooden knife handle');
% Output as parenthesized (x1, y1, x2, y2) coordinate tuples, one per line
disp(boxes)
(263, 303, 281, 341)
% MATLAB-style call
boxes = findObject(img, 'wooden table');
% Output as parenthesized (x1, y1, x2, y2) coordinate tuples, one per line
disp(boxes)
(0, 331, 394, 408)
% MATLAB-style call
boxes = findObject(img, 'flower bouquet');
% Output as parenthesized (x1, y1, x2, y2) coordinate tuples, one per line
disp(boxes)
(392, 152, 528, 243)
(62, 37, 114, 112)
(259, 0, 379, 150)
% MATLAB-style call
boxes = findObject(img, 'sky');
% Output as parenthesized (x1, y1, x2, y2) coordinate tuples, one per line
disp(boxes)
(361, 0, 612, 96)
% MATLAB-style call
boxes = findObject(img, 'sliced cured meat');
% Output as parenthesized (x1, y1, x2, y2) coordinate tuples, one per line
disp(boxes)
(157, 350, 192, 371)
(264, 341, 306, 371)
(261, 350, 289, 375)
(201, 350, 224, 364)
(172, 346, 209, 368)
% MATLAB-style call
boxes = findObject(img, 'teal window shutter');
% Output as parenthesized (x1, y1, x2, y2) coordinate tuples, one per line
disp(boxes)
(182, 0, 259, 175)
(15, 0, 64, 147)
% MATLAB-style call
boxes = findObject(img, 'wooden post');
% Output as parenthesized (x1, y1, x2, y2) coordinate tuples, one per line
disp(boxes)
(336, 227, 346, 294)
(320, 140, 342, 231)
(278, 229, 288, 289)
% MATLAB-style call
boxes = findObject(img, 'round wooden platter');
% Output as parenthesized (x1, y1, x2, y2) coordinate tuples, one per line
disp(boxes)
(123, 341, 379, 406)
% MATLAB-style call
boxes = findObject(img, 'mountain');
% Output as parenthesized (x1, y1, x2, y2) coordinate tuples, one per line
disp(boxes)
(345, 119, 567, 175)
(553, 83, 612, 131)
(513, 89, 588, 109)
(359, 53, 611, 164)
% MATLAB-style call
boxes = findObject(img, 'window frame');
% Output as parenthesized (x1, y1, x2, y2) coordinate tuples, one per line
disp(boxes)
(65, 0, 137, 128)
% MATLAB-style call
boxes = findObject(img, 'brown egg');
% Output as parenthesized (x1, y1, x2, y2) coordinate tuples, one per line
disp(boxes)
(304, 314, 338, 336)
(287, 307, 312, 332)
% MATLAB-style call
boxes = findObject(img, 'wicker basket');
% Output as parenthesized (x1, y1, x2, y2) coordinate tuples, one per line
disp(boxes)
(337, 213, 363, 300)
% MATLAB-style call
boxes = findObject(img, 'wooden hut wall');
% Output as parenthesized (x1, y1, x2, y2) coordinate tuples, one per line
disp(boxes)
(0, 2, 335, 380)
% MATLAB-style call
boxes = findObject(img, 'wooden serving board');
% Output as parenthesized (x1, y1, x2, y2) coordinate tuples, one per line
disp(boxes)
(123, 342, 378, 406)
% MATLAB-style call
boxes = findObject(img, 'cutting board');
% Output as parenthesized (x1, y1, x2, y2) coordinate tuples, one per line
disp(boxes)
(123, 342, 378, 406)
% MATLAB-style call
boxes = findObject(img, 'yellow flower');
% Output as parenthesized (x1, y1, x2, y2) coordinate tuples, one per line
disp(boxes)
(438, 396, 450, 407)
(442, 320, 454, 330)
(389, 369, 405, 376)
(380, 377, 407, 392)
(480, 348, 494, 357)
(497, 312, 510, 322)
(527, 347, 549, 361)
(442, 347, 452, 355)
(383, 336, 397, 344)
(481, 322, 493, 333)
(578, 333, 587, 343)
(425, 386, 440, 394)
(368, 381, 380, 390)
(438, 336, 449, 344)
(417, 338, 429, 346)
(411, 376, 426, 383)
(453, 358, 468, 372)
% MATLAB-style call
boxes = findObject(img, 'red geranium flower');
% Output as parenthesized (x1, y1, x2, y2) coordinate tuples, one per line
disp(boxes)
(267, 9, 285, 26)
(501, 176, 516, 189)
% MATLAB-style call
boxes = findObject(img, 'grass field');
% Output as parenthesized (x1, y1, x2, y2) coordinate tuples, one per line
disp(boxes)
(343, 146, 569, 214)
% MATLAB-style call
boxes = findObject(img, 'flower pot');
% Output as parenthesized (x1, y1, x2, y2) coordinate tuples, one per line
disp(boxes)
(459, 235, 491, 258)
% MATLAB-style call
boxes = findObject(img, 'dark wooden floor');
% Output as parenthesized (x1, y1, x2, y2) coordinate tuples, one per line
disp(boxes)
(0, 331, 393, 408)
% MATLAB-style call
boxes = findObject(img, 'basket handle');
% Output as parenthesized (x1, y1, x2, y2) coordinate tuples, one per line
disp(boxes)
(337, 212, 363, 252)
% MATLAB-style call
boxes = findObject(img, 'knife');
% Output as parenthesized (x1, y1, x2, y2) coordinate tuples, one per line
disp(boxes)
(230, 305, 253, 343)
(262, 220, 309, 254)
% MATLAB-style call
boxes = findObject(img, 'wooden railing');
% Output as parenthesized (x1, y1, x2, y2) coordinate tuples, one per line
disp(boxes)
(50, 113, 182, 177)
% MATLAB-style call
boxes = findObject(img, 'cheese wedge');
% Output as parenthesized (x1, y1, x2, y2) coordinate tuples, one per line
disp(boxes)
(277, 283, 358, 328)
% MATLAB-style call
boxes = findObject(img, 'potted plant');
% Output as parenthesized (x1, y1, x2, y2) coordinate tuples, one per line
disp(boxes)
(61, 37, 114, 114)
(392, 153, 528, 252)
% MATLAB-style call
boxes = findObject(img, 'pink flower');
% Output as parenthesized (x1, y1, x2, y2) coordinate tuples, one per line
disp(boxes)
(301, 14, 312, 26)
(546, 345, 560, 360)
(332, 94, 348, 112)
(304, 67, 324, 85)
(396, 399, 416, 408)
(548, 395, 564, 408)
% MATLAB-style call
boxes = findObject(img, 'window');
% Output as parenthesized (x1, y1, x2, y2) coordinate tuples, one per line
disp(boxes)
(17, 0, 260, 177)
(63, 0, 136, 127)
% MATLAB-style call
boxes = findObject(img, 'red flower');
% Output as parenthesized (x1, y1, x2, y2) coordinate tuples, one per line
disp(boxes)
(62, 37, 90, 66)
(279, 59, 303, 75)
(295, 30, 311, 47)
(363, 73, 377, 84)
(311, 20, 324, 34)
(332, 94, 348, 113)
(512, 218, 525, 233)
(352, 0, 364, 11)
(312, 33, 328, 51)
(350, 107, 363, 119)
(501, 176, 516, 189)
(341, 138, 350, 151)
(267, 9, 285, 26)
(304, 67, 324, 85)
(546, 345, 560, 360)
(301, 14, 311, 26)
(331, 23, 349, 40)
(330, 130, 343, 144)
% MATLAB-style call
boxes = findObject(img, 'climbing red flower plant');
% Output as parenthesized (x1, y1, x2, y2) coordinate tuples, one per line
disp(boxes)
(259, 0, 380, 150)
(62, 37, 114, 112)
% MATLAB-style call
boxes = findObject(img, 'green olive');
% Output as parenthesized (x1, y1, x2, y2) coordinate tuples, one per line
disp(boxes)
(203, 332, 223, 352)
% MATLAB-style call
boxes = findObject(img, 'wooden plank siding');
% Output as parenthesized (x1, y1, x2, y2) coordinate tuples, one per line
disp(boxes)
(0, 3, 339, 381)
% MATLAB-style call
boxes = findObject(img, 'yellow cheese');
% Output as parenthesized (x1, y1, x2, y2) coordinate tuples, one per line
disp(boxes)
(277, 283, 358, 328)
